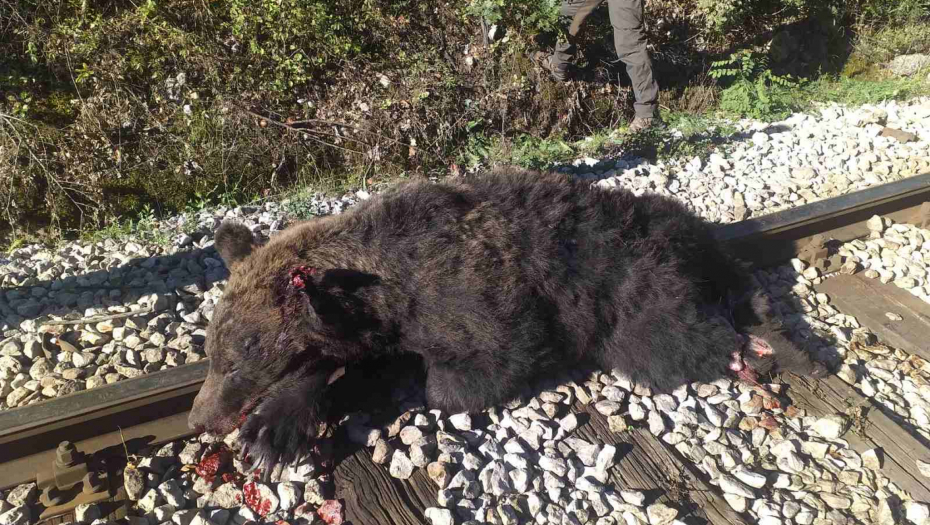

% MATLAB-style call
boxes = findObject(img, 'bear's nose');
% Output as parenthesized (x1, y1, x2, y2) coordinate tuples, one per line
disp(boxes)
(188, 409, 206, 432)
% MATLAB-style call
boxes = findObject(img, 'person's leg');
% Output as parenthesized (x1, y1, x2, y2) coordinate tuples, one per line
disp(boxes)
(607, 0, 661, 126)
(545, 0, 605, 80)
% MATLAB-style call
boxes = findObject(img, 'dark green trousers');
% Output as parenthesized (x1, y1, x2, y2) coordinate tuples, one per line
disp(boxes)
(551, 0, 660, 118)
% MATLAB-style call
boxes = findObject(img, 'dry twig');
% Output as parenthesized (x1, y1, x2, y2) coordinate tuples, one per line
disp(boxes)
(41, 306, 155, 326)
(236, 105, 416, 150)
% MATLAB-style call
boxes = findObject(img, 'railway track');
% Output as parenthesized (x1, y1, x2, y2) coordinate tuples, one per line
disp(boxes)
(2, 172, 930, 525)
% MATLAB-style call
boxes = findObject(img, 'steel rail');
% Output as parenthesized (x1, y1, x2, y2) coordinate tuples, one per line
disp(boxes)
(2, 172, 929, 494)
(715, 172, 930, 267)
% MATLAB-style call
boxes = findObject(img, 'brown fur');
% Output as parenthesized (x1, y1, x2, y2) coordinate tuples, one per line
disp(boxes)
(188, 167, 826, 474)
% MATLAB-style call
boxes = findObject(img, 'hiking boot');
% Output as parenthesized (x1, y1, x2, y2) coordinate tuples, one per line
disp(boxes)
(531, 51, 570, 82)
(629, 116, 665, 132)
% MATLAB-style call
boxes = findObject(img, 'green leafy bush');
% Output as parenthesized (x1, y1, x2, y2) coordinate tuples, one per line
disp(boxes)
(695, 0, 749, 34)
(850, 0, 929, 24)
(1, 0, 928, 243)
(691, 0, 927, 42)
(710, 49, 799, 120)
(0, 0, 578, 239)
(221, 0, 375, 96)
(463, 0, 562, 34)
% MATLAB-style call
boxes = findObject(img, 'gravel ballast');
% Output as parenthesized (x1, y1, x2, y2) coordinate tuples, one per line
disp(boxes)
(3, 98, 930, 525)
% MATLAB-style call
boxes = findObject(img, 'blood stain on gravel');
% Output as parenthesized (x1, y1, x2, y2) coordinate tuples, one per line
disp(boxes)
(221, 472, 242, 484)
(758, 415, 779, 431)
(243, 481, 273, 517)
(317, 500, 345, 525)
(195, 445, 231, 483)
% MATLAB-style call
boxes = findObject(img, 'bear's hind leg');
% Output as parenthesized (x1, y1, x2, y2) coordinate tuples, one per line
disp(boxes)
(740, 322, 829, 379)
(734, 290, 829, 380)
(597, 313, 738, 394)
(425, 363, 520, 415)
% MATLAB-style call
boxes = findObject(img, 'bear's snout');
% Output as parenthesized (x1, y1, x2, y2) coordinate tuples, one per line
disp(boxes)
(188, 391, 210, 432)
(187, 408, 206, 432)
(188, 373, 230, 434)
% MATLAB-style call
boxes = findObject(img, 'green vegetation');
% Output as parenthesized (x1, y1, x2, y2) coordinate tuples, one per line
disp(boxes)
(709, 49, 799, 121)
(451, 110, 744, 176)
(792, 75, 930, 107)
(80, 203, 173, 247)
(1, 0, 928, 247)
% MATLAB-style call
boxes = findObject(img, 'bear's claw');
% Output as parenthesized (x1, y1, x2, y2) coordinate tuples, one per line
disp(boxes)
(730, 333, 778, 398)
(746, 334, 774, 357)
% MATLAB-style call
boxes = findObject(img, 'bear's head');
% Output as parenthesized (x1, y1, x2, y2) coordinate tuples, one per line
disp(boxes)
(188, 220, 381, 475)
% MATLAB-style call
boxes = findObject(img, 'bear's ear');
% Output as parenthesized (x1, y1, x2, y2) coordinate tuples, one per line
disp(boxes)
(214, 221, 256, 269)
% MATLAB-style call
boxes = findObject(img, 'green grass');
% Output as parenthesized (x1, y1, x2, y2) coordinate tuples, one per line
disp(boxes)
(852, 22, 930, 66)
(77, 169, 376, 248)
(27, 62, 930, 251)
(790, 75, 930, 108)
(452, 110, 744, 174)
(4, 0, 928, 250)
(4, 237, 28, 256)
(456, 64, 929, 175)
(80, 204, 173, 247)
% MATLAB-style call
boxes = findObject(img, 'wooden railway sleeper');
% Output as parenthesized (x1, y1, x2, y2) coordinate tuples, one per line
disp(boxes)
(917, 201, 930, 229)
(797, 234, 832, 271)
(797, 233, 847, 276)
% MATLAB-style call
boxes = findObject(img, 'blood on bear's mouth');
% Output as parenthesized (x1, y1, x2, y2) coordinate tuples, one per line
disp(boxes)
(236, 394, 265, 429)
(232, 383, 276, 432)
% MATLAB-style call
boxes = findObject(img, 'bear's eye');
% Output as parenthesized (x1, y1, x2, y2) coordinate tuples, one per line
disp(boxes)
(239, 335, 261, 357)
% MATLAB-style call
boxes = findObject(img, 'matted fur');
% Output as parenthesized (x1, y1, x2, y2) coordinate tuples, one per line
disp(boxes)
(188, 168, 825, 474)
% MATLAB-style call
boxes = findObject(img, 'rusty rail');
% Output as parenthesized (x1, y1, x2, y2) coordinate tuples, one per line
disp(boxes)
(715, 172, 930, 268)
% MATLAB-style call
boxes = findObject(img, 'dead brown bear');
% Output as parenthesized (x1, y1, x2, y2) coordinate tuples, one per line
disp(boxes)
(188, 168, 825, 474)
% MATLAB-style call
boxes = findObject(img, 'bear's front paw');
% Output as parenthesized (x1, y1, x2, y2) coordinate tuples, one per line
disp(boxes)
(237, 399, 320, 480)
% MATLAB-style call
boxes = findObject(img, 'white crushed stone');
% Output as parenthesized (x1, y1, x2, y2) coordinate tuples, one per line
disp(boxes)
(4, 99, 930, 524)
(584, 98, 930, 224)
(919, 460, 930, 478)
(811, 414, 850, 439)
(907, 501, 930, 525)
